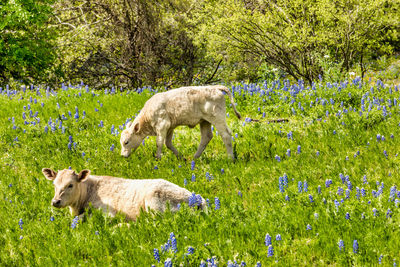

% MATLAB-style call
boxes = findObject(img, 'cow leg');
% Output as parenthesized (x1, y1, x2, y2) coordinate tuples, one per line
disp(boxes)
(155, 132, 166, 160)
(194, 121, 213, 158)
(215, 123, 235, 160)
(165, 129, 180, 158)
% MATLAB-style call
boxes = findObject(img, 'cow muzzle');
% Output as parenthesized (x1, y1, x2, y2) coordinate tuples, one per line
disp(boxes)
(52, 199, 62, 208)
(121, 149, 131, 158)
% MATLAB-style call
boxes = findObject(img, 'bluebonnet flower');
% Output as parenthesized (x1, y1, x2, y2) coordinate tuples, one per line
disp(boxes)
(221, 168, 224, 174)
(356, 187, 360, 199)
(283, 174, 288, 187)
(265, 234, 272, 246)
(110, 144, 115, 152)
(191, 160, 195, 170)
(377, 134, 382, 141)
(50, 216, 55, 222)
(325, 179, 332, 188)
(333, 130, 336, 135)
(267, 245, 274, 257)
(339, 173, 345, 184)
(184, 178, 187, 186)
(316, 151, 320, 156)
(276, 234, 281, 241)
(304, 181, 308, 192)
(297, 145, 301, 154)
(378, 255, 383, 264)
(191, 174, 195, 182)
(206, 198, 210, 207)
(18, 219, 23, 230)
(387, 208, 392, 218)
(196, 194, 203, 207)
(82, 152, 86, 158)
(275, 155, 281, 162)
(188, 193, 196, 207)
(363, 175, 368, 184)
(338, 240, 344, 252)
(345, 189, 350, 199)
(373, 208, 377, 216)
(74, 107, 79, 120)
(353, 240, 358, 254)
(287, 149, 291, 157)
(298, 181, 302, 193)
(206, 172, 213, 181)
(317, 185, 321, 194)
(214, 197, 220, 210)
(71, 216, 79, 229)
(285, 195, 290, 201)
(95, 231, 99, 235)
(337, 187, 343, 196)
(309, 195, 314, 203)
(287, 131, 293, 140)
(334, 199, 340, 211)
(187, 246, 194, 255)
(170, 236, 177, 253)
(153, 248, 160, 262)
(347, 180, 352, 190)
(384, 150, 388, 159)
(306, 224, 312, 230)
(278, 177, 284, 193)
(164, 258, 172, 267)
(360, 187, 366, 197)
(238, 191, 242, 198)
(154, 165, 158, 170)
(345, 212, 350, 220)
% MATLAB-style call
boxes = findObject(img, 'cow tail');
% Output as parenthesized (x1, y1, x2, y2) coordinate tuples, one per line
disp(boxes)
(218, 86, 242, 120)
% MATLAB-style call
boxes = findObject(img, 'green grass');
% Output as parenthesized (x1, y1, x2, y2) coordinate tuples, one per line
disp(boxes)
(0, 80, 399, 266)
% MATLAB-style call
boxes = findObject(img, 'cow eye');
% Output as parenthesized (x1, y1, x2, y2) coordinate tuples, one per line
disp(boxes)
(68, 184, 73, 188)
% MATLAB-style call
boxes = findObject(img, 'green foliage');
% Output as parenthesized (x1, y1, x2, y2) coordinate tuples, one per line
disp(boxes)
(0, 0, 398, 86)
(192, 0, 399, 84)
(0, 77, 400, 265)
(0, 0, 57, 84)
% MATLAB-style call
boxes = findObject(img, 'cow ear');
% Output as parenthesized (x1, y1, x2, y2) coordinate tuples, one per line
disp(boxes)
(126, 121, 132, 129)
(77, 169, 90, 182)
(133, 122, 140, 133)
(42, 168, 57, 181)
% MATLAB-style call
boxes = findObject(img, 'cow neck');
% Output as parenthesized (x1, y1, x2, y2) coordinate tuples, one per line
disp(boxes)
(70, 179, 90, 216)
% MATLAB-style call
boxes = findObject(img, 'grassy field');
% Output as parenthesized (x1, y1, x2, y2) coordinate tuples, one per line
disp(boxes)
(0, 79, 399, 266)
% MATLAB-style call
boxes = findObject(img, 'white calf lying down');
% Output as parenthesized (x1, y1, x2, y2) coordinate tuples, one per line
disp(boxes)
(120, 85, 241, 159)
(42, 168, 202, 221)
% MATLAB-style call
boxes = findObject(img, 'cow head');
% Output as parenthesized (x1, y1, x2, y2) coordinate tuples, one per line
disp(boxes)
(42, 168, 90, 208)
(120, 121, 145, 157)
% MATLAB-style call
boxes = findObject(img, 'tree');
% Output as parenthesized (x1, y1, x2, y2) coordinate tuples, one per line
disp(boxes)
(193, 0, 399, 84)
(54, 0, 207, 88)
(0, 0, 57, 84)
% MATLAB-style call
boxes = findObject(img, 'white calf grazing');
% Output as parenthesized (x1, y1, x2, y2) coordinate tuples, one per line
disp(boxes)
(120, 85, 241, 159)
(42, 168, 201, 221)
